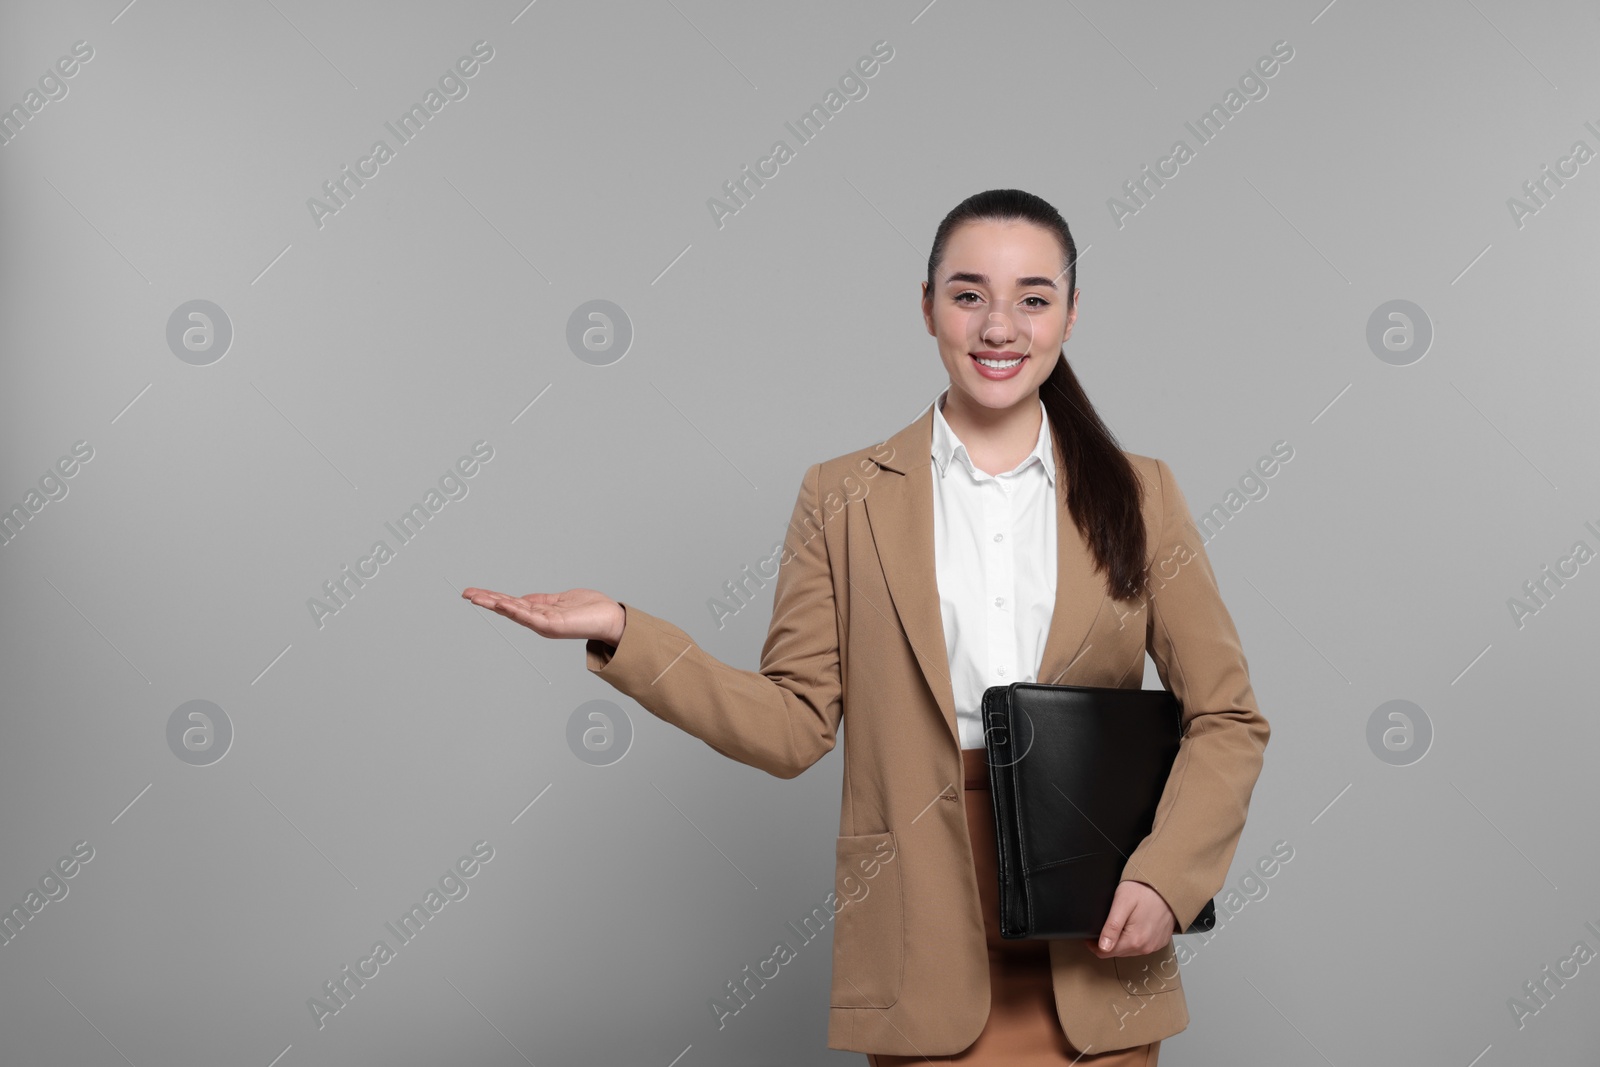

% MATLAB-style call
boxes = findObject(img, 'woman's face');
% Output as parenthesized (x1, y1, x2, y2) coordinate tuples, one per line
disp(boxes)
(921, 217, 1078, 414)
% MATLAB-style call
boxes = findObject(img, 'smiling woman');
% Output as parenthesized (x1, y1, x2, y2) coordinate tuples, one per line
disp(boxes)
(464, 187, 1269, 1066)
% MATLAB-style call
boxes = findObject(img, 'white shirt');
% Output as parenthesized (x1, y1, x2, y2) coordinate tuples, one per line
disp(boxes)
(929, 388, 1058, 750)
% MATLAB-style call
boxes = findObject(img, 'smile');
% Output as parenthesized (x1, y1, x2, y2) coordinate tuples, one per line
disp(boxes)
(969, 352, 1029, 380)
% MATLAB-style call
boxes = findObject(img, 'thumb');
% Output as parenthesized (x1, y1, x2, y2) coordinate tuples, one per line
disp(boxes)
(1098, 887, 1134, 951)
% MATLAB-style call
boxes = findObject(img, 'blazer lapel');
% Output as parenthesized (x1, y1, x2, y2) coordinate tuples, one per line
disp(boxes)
(863, 400, 1110, 750)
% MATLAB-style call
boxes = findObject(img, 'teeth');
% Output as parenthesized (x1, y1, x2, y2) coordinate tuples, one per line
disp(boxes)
(976, 356, 1023, 369)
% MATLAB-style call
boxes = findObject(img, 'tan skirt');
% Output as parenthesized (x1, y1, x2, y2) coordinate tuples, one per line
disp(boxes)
(867, 747, 1160, 1067)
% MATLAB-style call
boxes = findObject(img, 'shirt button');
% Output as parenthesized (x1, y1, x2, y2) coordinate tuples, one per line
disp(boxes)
(997, 666, 1008, 676)
(994, 597, 1004, 607)
(994, 533, 1004, 542)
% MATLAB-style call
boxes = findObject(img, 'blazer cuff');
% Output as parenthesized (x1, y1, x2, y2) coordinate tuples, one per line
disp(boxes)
(584, 601, 671, 698)
(1120, 851, 1208, 933)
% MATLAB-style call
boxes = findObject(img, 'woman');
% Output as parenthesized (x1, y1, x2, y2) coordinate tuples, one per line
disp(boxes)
(464, 189, 1270, 1064)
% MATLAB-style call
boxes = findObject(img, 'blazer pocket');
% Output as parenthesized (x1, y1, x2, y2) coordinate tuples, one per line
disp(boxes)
(1113, 940, 1181, 995)
(828, 831, 904, 1009)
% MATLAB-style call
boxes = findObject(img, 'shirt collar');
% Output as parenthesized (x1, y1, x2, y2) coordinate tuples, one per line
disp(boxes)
(930, 387, 1057, 486)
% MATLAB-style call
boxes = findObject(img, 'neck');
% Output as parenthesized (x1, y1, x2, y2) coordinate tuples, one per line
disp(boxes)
(939, 388, 1045, 478)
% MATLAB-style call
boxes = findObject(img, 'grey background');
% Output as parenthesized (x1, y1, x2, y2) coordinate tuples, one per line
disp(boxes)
(2, 0, 1597, 1064)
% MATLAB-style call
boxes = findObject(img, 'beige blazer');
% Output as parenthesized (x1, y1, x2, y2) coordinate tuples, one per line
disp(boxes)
(584, 402, 1270, 1056)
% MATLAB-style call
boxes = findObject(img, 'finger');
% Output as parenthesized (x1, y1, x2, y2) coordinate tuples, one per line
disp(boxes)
(1098, 895, 1133, 953)
(489, 598, 544, 626)
(465, 590, 527, 617)
(468, 590, 524, 612)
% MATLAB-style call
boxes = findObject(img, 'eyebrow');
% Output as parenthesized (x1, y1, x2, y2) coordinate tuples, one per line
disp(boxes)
(944, 271, 1058, 289)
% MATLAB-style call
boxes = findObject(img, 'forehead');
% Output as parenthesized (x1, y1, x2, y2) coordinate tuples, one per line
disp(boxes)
(941, 219, 1062, 277)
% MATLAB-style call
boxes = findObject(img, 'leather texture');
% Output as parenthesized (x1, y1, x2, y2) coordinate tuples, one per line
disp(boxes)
(982, 681, 1218, 940)
(583, 402, 1271, 1055)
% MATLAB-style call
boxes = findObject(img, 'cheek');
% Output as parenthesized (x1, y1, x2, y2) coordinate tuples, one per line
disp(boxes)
(934, 307, 968, 344)
(1027, 318, 1063, 353)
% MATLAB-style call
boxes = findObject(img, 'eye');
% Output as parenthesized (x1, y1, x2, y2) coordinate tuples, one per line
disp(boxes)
(1021, 296, 1050, 308)
(953, 291, 982, 305)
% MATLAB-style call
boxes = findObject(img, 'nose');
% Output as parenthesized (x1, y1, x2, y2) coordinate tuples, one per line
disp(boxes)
(980, 313, 1013, 345)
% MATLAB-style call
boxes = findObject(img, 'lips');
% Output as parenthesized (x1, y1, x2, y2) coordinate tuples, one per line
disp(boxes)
(970, 351, 1028, 380)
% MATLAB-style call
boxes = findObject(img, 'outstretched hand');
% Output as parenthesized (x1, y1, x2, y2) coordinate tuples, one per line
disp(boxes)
(461, 587, 626, 646)
(1087, 879, 1176, 958)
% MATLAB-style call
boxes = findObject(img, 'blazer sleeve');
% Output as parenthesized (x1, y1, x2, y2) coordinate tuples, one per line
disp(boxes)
(581, 462, 843, 780)
(1122, 457, 1272, 932)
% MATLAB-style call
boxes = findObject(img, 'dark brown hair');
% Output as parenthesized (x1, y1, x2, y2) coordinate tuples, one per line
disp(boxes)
(925, 188, 1149, 601)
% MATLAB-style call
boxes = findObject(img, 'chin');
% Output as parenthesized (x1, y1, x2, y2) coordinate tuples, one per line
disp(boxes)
(965, 383, 1037, 408)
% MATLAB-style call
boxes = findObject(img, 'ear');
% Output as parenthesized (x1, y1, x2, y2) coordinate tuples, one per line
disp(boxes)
(920, 282, 936, 336)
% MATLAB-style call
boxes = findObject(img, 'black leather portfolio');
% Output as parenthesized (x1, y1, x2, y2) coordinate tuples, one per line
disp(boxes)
(980, 681, 1218, 940)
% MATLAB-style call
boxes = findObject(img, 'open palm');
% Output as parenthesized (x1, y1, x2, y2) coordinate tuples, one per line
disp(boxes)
(461, 586, 624, 646)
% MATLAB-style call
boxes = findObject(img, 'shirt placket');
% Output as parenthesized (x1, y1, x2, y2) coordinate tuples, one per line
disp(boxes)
(983, 473, 1017, 691)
